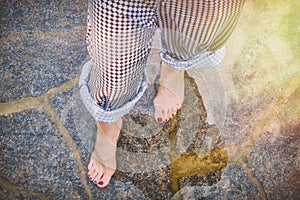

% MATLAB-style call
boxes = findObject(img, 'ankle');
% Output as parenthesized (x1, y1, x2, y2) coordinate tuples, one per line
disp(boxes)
(96, 119, 122, 143)
(161, 62, 184, 80)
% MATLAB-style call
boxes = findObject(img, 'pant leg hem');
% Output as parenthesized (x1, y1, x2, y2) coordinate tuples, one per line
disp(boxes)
(79, 60, 148, 123)
(160, 46, 226, 70)
(157, 27, 226, 71)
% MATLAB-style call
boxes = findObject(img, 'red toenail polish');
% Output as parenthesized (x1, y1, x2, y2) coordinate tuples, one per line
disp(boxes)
(158, 118, 162, 123)
(98, 181, 103, 185)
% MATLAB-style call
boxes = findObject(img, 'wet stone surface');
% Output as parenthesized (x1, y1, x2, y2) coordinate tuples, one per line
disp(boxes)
(89, 180, 148, 200)
(248, 125, 300, 200)
(178, 170, 223, 189)
(1, 0, 299, 199)
(114, 74, 224, 199)
(174, 74, 207, 156)
(0, 0, 88, 102)
(221, 100, 257, 146)
(0, 109, 87, 199)
(114, 168, 172, 200)
(174, 165, 264, 200)
(49, 71, 224, 199)
(51, 87, 96, 166)
(51, 86, 149, 199)
(0, 186, 39, 200)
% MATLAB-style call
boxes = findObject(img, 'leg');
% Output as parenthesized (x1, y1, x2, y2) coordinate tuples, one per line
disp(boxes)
(154, 61, 184, 123)
(88, 119, 122, 187)
(155, 0, 245, 123)
(83, 0, 157, 187)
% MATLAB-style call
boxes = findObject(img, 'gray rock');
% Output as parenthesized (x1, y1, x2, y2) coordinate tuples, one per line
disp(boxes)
(114, 168, 172, 200)
(174, 165, 263, 200)
(51, 87, 151, 199)
(0, 0, 89, 102)
(220, 99, 257, 146)
(0, 109, 87, 199)
(89, 180, 149, 200)
(0, 186, 40, 200)
(51, 87, 96, 165)
(248, 126, 300, 200)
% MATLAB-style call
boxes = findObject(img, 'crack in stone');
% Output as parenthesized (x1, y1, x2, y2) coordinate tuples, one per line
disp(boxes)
(222, 77, 300, 200)
(46, 103, 93, 200)
(247, 77, 299, 146)
(224, 71, 300, 165)
(241, 162, 268, 200)
(0, 77, 93, 199)
(0, 77, 78, 115)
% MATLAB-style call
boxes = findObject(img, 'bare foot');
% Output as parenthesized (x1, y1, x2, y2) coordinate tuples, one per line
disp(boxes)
(154, 62, 184, 123)
(88, 118, 122, 188)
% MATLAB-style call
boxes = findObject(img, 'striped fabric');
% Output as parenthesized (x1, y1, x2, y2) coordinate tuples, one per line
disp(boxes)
(158, 0, 245, 69)
(82, 0, 245, 123)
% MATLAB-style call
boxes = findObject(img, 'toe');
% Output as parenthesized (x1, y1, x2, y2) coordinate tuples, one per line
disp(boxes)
(93, 167, 104, 183)
(154, 104, 166, 123)
(94, 172, 103, 185)
(98, 174, 112, 188)
(172, 107, 178, 117)
(168, 108, 174, 120)
(88, 162, 97, 177)
(88, 159, 94, 171)
(165, 105, 177, 121)
(176, 102, 182, 110)
(89, 167, 99, 180)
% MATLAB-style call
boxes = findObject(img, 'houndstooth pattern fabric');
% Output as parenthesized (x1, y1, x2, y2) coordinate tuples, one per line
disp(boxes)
(79, 60, 148, 122)
(82, 0, 245, 123)
(87, 0, 157, 111)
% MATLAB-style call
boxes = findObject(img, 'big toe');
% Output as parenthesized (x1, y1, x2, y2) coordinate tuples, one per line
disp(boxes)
(98, 174, 113, 188)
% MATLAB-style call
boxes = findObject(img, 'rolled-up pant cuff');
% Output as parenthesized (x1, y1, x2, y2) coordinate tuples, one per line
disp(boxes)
(160, 46, 226, 71)
(79, 60, 148, 123)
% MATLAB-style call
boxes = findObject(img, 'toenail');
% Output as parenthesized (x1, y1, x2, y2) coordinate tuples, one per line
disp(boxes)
(158, 118, 162, 123)
(98, 181, 104, 185)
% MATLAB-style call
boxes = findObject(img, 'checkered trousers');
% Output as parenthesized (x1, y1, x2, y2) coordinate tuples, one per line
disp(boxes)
(80, 0, 245, 123)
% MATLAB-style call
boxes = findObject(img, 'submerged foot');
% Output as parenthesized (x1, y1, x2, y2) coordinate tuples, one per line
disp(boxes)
(154, 62, 185, 123)
(88, 119, 122, 188)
